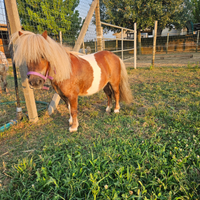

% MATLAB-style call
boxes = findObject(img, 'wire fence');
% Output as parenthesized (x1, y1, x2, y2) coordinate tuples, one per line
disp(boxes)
(0, 0, 199, 129)
(0, 0, 96, 129)
(0, 0, 20, 128)
(128, 32, 200, 68)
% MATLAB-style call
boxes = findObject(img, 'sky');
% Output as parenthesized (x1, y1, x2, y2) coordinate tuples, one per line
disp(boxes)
(76, 0, 114, 41)
(0, 0, 7, 24)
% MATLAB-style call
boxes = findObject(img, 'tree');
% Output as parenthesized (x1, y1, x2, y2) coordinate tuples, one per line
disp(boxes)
(192, 0, 200, 23)
(17, 0, 81, 43)
(100, 0, 193, 54)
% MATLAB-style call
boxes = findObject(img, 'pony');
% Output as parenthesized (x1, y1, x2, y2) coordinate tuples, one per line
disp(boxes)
(10, 30, 133, 132)
(0, 51, 9, 93)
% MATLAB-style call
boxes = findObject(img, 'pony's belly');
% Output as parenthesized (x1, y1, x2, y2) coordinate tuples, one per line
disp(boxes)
(79, 54, 102, 95)
(79, 88, 102, 96)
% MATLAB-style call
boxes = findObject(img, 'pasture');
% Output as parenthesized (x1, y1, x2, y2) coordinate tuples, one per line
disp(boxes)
(0, 65, 200, 199)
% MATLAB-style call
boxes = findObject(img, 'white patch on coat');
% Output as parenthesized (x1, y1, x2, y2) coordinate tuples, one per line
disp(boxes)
(79, 54, 101, 95)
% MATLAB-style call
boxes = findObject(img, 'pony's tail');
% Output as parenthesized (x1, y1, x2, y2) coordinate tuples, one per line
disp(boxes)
(119, 59, 133, 104)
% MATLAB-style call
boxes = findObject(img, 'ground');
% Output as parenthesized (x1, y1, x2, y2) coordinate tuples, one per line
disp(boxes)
(0, 58, 200, 199)
(125, 52, 200, 68)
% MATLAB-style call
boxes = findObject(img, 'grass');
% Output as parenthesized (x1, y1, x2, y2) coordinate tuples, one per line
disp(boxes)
(0, 66, 55, 127)
(0, 66, 200, 199)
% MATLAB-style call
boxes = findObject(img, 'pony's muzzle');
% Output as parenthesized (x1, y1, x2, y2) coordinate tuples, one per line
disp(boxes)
(28, 75, 45, 89)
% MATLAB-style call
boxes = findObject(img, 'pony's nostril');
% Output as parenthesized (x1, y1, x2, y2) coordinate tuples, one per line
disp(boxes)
(36, 79, 43, 85)
(29, 81, 33, 86)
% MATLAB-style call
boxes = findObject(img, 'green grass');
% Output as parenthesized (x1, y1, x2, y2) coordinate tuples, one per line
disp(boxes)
(0, 66, 55, 127)
(0, 66, 200, 199)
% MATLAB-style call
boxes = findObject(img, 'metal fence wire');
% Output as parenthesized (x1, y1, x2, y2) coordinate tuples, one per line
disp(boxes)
(135, 33, 200, 68)
(0, 0, 97, 129)
(0, 0, 199, 129)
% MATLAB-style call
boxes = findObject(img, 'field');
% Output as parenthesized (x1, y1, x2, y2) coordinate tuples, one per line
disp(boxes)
(0, 65, 200, 199)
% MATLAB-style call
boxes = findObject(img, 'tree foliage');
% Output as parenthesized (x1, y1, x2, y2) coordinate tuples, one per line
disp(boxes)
(100, 0, 193, 34)
(17, 0, 81, 42)
(192, 0, 200, 23)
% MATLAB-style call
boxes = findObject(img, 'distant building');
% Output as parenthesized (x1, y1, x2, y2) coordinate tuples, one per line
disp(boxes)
(113, 30, 127, 39)
(113, 22, 200, 39)
(193, 23, 200, 33)
(161, 27, 187, 36)
(113, 28, 151, 39)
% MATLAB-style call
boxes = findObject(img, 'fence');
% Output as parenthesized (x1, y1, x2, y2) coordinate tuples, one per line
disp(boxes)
(1, 0, 199, 130)
(100, 22, 137, 69)
(131, 21, 200, 68)
(0, 0, 99, 129)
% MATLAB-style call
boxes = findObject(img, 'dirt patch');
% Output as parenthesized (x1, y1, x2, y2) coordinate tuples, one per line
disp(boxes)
(125, 52, 200, 68)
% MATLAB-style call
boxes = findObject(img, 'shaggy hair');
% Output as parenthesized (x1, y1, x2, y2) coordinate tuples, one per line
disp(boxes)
(10, 31, 72, 82)
(119, 58, 133, 104)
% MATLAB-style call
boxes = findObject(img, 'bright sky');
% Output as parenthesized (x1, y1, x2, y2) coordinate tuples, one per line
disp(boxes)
(0, 0, 7, 24)
(76, 0, 114, 41)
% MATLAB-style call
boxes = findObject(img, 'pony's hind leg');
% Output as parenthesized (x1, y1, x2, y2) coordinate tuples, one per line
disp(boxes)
(103, 83, 113, 112)
(113, 87, 120, 113)
(109, 82, 120, 113)
(68, 103, 73, 125)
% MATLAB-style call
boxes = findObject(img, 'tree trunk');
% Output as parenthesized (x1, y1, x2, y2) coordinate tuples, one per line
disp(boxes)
(137, 30, 142, 55)
(157, 27, 162, 36)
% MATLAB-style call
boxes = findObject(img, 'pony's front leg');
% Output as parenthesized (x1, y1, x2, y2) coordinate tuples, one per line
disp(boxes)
(68, 96, 79, 132)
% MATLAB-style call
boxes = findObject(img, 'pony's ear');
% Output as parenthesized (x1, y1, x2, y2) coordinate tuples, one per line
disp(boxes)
(19, 31, 23, 36)
(42, 30, 48, 39)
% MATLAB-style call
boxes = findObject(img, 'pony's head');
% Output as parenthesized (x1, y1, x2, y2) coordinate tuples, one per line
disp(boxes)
(10, 30, 72, 89)
(21, 31, 51, 89)
(27, 58, 51, 89)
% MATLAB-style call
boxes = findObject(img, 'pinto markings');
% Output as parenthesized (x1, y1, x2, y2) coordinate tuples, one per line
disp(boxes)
(80, 54, 101, 95)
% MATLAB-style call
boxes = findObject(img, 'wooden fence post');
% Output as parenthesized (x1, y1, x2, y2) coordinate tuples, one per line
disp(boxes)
(196, 30, 199, 52)
(95, 39, 97, 52)
(5, 0, 38, 123)
(48, 93, 61, 115)
(116, 39, 118, 50)
(95, 0, 103, 51)
(73, 0, 98, 52)
(152, 21, 158, 68)
(82, 42, 86, 54)
(59, 31, 62, 45)
(134, 23, 137, 69)
(121, 28, 124, 60)
(48, 32, 63, 115)
(49, 0, 98, 115)
(166, 33, 169, 54)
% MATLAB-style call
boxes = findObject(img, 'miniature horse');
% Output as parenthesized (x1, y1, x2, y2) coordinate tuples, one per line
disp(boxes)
(11, 31, 132, 132)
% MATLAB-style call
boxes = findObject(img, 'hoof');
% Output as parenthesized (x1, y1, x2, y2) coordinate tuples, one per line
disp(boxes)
(106, 106, 112, 112)
(69, 126, 78, 132)
(114, 109, 119, 113)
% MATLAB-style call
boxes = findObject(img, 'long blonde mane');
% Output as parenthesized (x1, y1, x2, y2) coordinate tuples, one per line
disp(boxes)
(10, 31, 72, 82)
